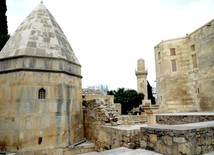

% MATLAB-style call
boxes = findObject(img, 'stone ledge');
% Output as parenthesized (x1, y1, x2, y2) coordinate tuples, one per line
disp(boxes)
(141, 121, 214, 131)
(0, 55, 82, 78)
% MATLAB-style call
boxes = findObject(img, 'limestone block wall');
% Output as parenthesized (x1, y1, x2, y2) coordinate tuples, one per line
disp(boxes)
(155, 19, 214, 112)
(0, 71, 84, 152)
(98, 126, 141, 150)
(156, 113, 214, 125)
(155, 37, 196, 112)
(140, 123, 214, 155)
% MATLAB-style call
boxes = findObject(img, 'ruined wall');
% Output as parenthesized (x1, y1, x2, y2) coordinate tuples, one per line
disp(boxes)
(140, 123, 214, 155)
(83, 99, 146, 151)
(0, 71, 84, 152)
(155, 19, 214, 112)
(83, 95, 114, 106)
(83, 99, 119, 148)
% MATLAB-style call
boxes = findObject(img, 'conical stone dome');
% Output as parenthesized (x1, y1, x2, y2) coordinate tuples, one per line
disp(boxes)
(0, 2, 79, 65)
(0, 2, 81, 78)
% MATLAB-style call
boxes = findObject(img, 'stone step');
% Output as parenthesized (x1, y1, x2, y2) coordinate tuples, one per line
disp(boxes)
(64, 141, 96, 155)
(164, 104, 195, 112)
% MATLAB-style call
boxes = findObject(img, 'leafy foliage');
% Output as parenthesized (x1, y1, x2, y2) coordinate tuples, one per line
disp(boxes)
(0, 35, 10, 51)
(147, 81, 156, 104)
(0, 0, 10, 50)
(107, 88, 144, 114)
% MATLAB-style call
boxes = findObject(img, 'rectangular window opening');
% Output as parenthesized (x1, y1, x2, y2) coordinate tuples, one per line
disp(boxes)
(191, 44, 195, 51)
(158, 52, 161, 59)
(192, 54, 197, 68)
(158, 62, 161, 73)
(171, 59, 177, 72)
(170, 48, 176, 56)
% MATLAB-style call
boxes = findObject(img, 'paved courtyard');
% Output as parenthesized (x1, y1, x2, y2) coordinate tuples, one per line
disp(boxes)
(79, 147, 162, 155)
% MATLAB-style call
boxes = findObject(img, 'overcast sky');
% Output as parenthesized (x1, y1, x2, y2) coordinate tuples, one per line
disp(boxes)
(6, 0, 214, 90)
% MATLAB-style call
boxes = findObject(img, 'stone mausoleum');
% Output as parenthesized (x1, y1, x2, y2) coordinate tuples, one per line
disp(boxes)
(0, 2, 84, 152)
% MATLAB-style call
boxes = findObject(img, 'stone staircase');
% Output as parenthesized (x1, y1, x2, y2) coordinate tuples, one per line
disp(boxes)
(160, 103, 196, 113)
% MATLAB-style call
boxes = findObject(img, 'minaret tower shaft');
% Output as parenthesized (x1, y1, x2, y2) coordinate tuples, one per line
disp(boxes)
(135, 58, 148, 99)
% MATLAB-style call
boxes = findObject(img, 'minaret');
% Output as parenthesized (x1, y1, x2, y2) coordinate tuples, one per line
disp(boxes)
(135, 58, 148, 99)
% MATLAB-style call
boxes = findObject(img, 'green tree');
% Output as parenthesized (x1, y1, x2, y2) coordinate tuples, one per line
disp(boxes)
(0, 0, 10, 51)
(147, 81, 156, 105)
(107, 88, 144, 114)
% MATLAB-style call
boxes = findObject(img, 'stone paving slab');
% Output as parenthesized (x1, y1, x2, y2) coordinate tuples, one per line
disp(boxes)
(105, 124, 147, 130)
(203, 151, 214, 155)
(79, 147, 162, 155)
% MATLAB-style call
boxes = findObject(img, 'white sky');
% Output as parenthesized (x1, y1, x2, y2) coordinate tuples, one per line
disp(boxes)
(6, 0, 214, 90)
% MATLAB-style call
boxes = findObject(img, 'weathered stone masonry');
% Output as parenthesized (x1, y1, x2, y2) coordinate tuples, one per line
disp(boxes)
(140, 122, 214, 155)
(83, 98, 146, 151)
(156, 113, 214, 125)
(155, 19, 214, 112)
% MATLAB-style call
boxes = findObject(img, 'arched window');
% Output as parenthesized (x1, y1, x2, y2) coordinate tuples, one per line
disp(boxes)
(38, 88, 46, 99)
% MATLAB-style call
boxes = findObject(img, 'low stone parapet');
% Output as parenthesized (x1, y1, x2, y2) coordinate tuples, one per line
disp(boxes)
(98, 124, 146, 150)
(156, 112, 214, 125)
(119, 115, 146, 125)
(140, 121, 214, 155)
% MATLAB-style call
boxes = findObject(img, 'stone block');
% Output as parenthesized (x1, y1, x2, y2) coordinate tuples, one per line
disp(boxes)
(196, 146, 202, 154)
(156, 143, 166, 154)
(166, 146, 173, 155)
(149, 134, 157, 143)
(147, 114, 156, 126)
(98, 130, 108, 143)
(163, 135, 173, 146)
(201, 146, 207, 154)
(212, 137, 214, 145)
(207, 137, 212, 145)
(140, 140, 147, 148)
(53, 148, 63, 155)
(173, 137, 186, 143)
(34, 150, 42, 155)
(177, 142, 193, 155)
(173, 145, 178, 155)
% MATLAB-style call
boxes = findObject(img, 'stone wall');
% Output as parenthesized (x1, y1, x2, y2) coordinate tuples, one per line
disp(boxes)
(140, 121, 214, 155)
(156, 113, 214, 124)
(83, 99, 146, 151)
(0, 72, 84, 152)
(119, 115, 146, 125)
(98, 125, 142, 150)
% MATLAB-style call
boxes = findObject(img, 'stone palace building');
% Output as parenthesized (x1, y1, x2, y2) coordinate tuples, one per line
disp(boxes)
(155, 19, 214, 112)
